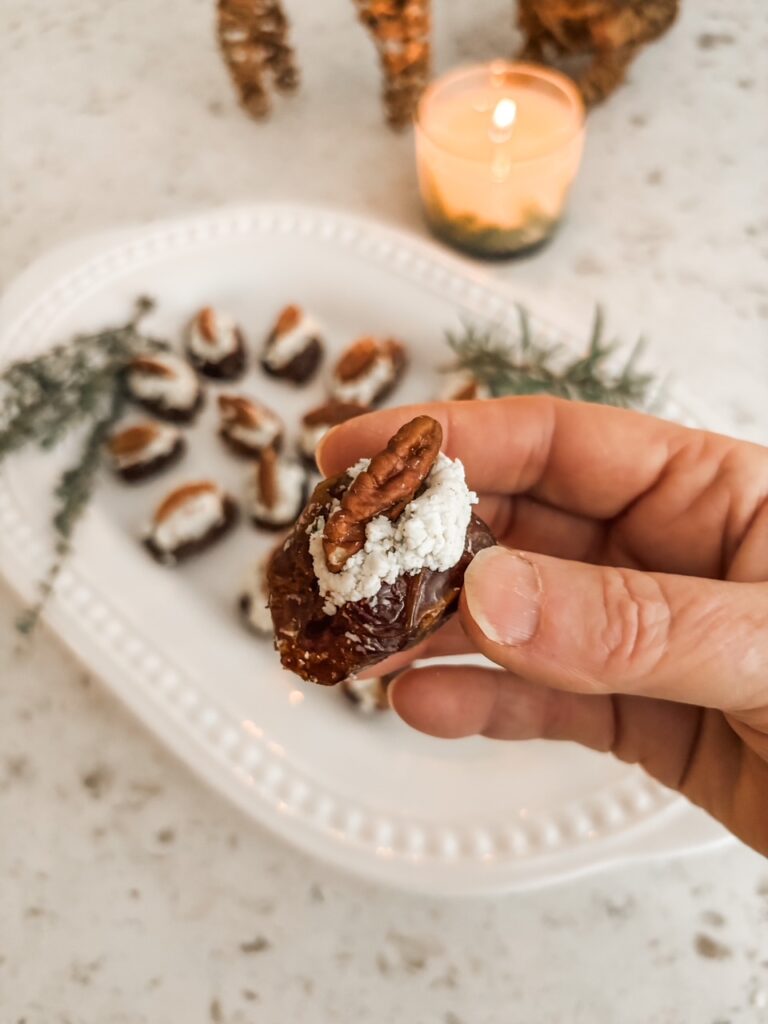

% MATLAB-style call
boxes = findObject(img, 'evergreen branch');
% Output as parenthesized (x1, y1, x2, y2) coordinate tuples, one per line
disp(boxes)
(16, 385, 128, 637)
(0, 298, 158, 635)
(445, 306, 655, 409)
(0, 297, 158, 462)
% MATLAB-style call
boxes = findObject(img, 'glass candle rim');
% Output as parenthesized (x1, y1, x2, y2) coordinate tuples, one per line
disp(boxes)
(415, 61, 586, 168)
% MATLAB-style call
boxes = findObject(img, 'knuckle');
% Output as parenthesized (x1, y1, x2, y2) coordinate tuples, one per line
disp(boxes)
(595, 568, 672, 683)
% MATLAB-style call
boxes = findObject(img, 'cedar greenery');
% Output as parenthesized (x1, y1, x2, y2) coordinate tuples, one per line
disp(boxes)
(0, 298, 161, 633)
(446, 306, 656, 408)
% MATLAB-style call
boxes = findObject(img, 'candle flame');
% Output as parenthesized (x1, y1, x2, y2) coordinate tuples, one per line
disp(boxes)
(492, 98, 517, 131)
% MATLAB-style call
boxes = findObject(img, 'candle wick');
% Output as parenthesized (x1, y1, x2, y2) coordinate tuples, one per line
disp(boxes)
(489, 98, 518, 181)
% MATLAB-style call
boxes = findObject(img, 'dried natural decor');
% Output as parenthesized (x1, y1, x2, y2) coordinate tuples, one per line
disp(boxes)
(516, 0, 680, 106)
(353, 0, 431, 129)
(0, 299, 161, 633)
(216, 0, 430, 129)
(217, 0, 300, 119)
(216, 0, 679, 125)
(445, 306, 656, 407)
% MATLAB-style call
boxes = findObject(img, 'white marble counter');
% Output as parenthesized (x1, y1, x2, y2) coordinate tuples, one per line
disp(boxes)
(1, 1, 766, 1021)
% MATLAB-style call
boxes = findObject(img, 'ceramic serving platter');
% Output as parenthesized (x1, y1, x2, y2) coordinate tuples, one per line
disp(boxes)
(0, 204, 728, 894)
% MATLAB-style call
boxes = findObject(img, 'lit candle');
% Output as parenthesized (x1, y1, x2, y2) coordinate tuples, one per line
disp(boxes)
(415, 62, 585, 258)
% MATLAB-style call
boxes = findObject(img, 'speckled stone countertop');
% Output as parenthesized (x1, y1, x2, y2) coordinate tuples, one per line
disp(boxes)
(1, 1, 767, 1021)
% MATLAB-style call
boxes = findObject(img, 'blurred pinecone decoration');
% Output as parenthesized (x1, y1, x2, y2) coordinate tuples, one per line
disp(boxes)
(217, 0, 300, 118)
(354, 0, 432, 130)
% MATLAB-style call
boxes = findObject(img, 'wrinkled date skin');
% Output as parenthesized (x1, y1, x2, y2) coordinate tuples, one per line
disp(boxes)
(268, 473, 495, 685)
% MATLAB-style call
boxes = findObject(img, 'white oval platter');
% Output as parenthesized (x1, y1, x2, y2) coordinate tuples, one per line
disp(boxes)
(0, 204, 728, 894)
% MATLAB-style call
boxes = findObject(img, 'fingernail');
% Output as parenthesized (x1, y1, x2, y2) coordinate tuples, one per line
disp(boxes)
(464, 547, 542, 647)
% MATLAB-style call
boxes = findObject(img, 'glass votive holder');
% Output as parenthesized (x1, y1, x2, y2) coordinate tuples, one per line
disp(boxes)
(415, 61, 586, 258)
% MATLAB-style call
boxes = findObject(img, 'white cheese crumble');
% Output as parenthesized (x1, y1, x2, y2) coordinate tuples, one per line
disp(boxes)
(299, 420, 330, 462)
(342, 676, 389, 714)
(264, 313, 321, 370)
(331, 353, 395, 406)
(148, 491, 225, 552)
(309, 452, 476, 614)
(188, 308, 241, 361)
(226, 412, 281, 452)
(248, 461, 305, 525)
(111, 425, 179, 469)
(128, 356, 199, 410)
(438, 370, 492, 402)
(242, 557, 273, 635)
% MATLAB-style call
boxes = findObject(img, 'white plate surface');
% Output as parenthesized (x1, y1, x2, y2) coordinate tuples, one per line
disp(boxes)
(0, 204, 728, 894)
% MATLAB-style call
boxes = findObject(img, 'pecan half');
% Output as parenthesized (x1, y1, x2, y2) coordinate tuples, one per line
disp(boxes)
(258, 447, 279, 510)
(218, 394, 271, 429)
(131, 355, 176, 379)
(452, 380, 480, 401)
(155, 481, 219, 523)
(302, 400, 368, 428)
(107, 423, 160, 458)
(335, 338, 380, 382)
(274, 304, 302, 336)
(196, 306, 217, 343)
(382, 339, 405, 364)
(322, 415, 442, 572)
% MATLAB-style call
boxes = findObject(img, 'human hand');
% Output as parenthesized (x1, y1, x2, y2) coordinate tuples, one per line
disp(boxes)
(318, 397, 768, 855)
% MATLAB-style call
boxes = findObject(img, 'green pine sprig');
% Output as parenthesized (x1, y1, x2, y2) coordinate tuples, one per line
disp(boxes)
(445, 306, 656, 409)
(0, 297, 160, 634)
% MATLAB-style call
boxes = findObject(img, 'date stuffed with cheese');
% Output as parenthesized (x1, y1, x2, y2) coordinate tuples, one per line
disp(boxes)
(267, 416, 494, 684)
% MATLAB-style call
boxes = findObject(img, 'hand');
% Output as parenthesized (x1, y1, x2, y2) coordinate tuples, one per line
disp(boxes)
(318, 397, 768, 856)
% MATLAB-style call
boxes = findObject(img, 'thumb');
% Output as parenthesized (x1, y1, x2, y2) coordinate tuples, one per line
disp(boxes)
(460, 546, 768, 713)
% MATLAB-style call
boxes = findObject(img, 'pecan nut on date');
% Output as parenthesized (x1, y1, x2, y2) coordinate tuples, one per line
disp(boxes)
(322, 415, 443, 571)
(267, 415, 495, 685)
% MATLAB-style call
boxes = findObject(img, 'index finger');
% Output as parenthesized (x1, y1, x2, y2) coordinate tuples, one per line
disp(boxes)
(317, 396, 686, 519)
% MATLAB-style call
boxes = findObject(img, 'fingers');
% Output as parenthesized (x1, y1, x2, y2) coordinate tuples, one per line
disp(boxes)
(356, 616, 474, 678)
(390, 664, 615, 745)
(729, 499, 768, 583)
(317, 398, 768, 579)
(391, 665, 768, 853)
(461, 493, 608, 566)
(459, 545, 768, 713)
(317, 396, 681, 516)
(486, 493, 613, 566)
(388, 666, 736, 808)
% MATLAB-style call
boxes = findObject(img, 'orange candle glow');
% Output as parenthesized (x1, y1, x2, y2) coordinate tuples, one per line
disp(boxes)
(415, 62, 585, 258)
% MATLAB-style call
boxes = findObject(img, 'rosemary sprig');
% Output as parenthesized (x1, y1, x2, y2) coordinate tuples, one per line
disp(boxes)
(446, 306, 655, 409)
(0, 297, 159, 633)
(15, 385, 128, 636)
(0, 296, 156, 456)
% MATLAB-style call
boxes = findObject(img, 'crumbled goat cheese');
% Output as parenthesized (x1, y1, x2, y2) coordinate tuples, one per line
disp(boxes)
(150, 491, 224, 551)
(243, 558, 273, 634)
(188, 309, 240, 360)
(226, 413, 281, 451)
(248, 461, 305, 524)
(300, 420, 330, 462)
(264, 313, 320, 370)
(331, 354, 395, 406)
(343, 676, 388, 713)
(111, 425, 179, 469)
(128, 356, 198, 409)
(438, 370, 492, 402)
(309, 452, 476, 613)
